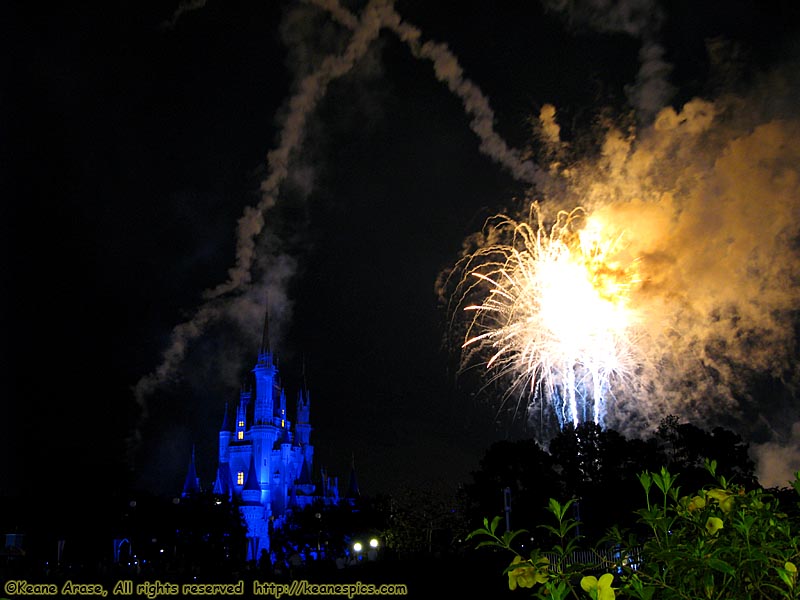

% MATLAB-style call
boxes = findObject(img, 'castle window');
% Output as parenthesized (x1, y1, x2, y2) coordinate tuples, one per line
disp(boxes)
(281, 419, 285, 428)
(238, 420, 244, 428)
(237, 471, 244, 485)
(238, 431, 244, 440)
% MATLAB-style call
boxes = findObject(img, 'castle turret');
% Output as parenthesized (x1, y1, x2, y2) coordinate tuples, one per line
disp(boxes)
(236, 388, 250, 441)
(295, 390, 311, 446)
(277, 389, 287, 427)
(280, 427, 292, 464)
(241, 455, 262, 505)
(219, 402, 232, 462)
(346, 454, 361, 502)
(253, 305, 277, 425)
(212, 463, 233, 498)
(240, 455, 268, 561)
(181, 447, 201, 498)
(295, 455, 315, 496)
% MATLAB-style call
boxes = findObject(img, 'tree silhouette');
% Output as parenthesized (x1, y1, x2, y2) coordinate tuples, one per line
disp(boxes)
(461, 438, 560, 537)
(656, 416, 757, 491)
(549, 423, 664, 541)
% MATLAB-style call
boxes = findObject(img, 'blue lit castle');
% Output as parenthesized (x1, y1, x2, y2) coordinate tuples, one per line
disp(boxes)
(182, 312, 358, 561)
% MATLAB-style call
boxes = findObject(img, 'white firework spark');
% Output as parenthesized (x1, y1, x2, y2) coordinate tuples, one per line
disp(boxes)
(459, 203, 643, 431)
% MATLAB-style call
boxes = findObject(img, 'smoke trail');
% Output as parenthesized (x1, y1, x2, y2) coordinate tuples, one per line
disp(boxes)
(307, 0, 546, 187)
(542, 0, 674, 121)
(206, 1, 387, 300)
(132, 1, 386, 429)
(160, 0, 208, 31)
(135, 0, 546, 417)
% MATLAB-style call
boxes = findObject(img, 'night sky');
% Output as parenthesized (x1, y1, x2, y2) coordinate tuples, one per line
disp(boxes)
(4, 0, 800, 503)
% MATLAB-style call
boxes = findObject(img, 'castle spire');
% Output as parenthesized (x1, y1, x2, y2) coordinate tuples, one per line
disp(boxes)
(181, 445, 201, 497)
(346, 452, 360, 500)
(260, 293, 270, 354)
(241, 455, 262, 506)
(220, 401, 231, 432)
(243, 454, 261, 492)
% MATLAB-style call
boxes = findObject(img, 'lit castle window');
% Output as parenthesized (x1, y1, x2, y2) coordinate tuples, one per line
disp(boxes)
(237, 471, 244, 485)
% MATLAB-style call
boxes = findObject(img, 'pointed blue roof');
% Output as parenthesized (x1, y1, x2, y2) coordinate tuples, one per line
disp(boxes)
(213, 462, 233, 497)
(243, 454, 261, 492)
(297, 456, 313, 486)
(346, 455, 360, 499)
(220, 402, 231, 432)
(181, 448, 201, 497)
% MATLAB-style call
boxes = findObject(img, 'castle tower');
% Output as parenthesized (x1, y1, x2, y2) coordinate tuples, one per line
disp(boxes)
(295, 390, 311, 446)
(219, 402, 232, 461)
(240, 455, 268, 560)
(235, 388, 250, 442)
(253, 302, 277, 426)
(295, 455, 315, 496)
(214, 406, 234, 498)
(346, 454, 361, 504)
(181, 447, 201, 497)
(198, 297, 357, 559)
(277, 388, 287, 427)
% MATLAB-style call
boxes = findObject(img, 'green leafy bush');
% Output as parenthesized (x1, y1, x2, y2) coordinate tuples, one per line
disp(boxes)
(469, 460, 800, 599)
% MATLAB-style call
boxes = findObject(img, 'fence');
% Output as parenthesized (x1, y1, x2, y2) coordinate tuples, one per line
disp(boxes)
(543, 546, 643, 573)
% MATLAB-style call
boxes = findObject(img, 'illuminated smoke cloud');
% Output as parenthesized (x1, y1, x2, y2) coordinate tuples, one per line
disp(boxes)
(538, 104, 562, 148)
(752, 422, 800, 488)
(455, 65, 800, 462)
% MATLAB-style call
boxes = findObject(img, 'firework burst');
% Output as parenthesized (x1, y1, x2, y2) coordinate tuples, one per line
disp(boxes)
(458, 203, 643, 432)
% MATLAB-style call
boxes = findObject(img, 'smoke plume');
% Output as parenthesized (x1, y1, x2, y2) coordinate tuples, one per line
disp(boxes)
(542, 0, 674, 121)
(445, 59, 800, 481)
(133, 0, 387, 438)
(133, 0, 537, 449)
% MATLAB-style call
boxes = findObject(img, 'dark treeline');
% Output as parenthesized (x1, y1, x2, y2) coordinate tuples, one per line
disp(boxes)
(459, 416, 763, 545)
(3, 416, 792, 594)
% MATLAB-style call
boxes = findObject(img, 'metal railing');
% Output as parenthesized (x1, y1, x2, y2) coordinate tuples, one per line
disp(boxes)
(543, 546, 643, 573)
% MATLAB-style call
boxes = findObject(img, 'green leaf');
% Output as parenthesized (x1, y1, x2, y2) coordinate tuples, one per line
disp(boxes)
(465, 528, 489, 541)
(707, 558, 735, 576)
(638, 471, 652, 494)
(547, 497, 577, 522)
(501, 528, 528, 546)
(545, 580, 569, 600)
(489, 515, 502, 535)
(777, 562, 797, 589)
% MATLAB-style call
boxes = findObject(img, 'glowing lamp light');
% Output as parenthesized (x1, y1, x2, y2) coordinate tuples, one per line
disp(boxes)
(369, 538, 379, 548)
(352, 542, 363, 553)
